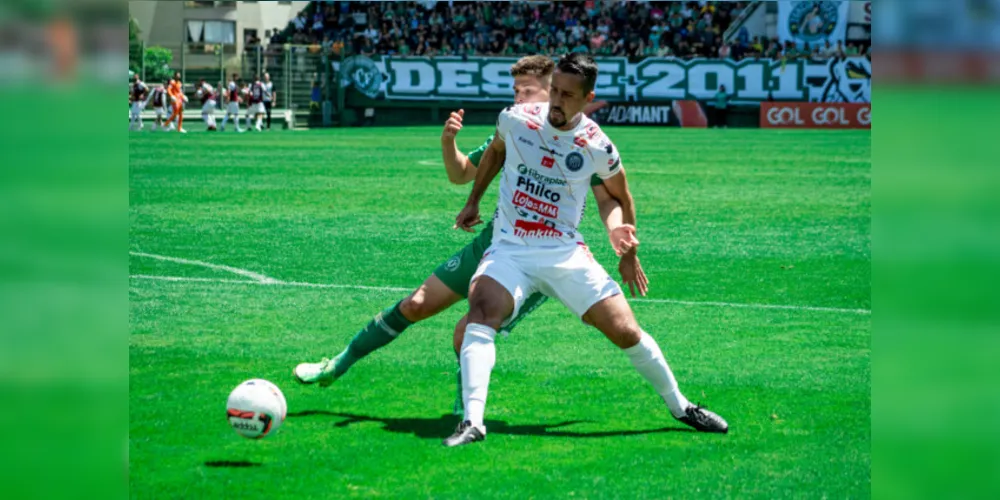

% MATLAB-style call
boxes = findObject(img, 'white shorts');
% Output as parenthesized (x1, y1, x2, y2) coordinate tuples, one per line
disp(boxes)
(472, 241, 622, 322)
(249, 103, 265, 115)
(153, 106, 165, 117)
(130, 102, 144, 115)
(227, 102, 239, 114)
(202, 100, 217, 113)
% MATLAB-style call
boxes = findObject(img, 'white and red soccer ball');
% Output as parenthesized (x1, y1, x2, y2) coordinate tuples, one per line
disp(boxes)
(226, 379, 287, 439)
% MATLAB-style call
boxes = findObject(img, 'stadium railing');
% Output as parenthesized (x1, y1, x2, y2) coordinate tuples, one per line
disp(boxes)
(130, 41, 328, 123)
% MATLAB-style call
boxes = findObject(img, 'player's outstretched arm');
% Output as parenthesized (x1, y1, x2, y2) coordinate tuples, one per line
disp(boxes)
(454, 132, 505, 232)
(441, 109, 478, 184)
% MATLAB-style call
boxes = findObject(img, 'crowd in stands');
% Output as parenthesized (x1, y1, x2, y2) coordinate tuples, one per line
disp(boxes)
(249, 1, 870, 61)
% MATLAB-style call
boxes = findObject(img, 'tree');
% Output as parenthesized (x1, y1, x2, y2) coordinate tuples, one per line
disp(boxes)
(129, 17, 143, 76)
(144, 46, 175, 82)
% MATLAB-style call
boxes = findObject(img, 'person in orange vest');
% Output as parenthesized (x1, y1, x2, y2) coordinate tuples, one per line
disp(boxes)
(164, 71, 189, 133)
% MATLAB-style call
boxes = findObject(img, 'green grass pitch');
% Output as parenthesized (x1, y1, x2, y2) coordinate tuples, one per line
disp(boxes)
(129, 126, 870, 498)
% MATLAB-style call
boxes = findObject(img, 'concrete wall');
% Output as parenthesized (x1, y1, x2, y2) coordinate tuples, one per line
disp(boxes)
(129, 1, 309, 52)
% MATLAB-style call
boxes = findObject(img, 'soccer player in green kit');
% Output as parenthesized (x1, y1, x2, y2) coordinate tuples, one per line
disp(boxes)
(294, 56, 647, 414)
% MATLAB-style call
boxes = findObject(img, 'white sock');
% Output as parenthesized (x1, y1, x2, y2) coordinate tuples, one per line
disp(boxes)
(221, 114, 229, 128)
(256, 117, 262, 129)
(624, 331, 691, 418)
(460, 323, 496, 429)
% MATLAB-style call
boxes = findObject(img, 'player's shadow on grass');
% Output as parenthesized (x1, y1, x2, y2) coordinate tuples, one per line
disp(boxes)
(203, 460, 263, 468)
(288, 411, 691, 439)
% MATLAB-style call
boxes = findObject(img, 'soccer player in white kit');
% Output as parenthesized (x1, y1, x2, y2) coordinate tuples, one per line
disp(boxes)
(129, 74, 147, 131)
(220, 73, 244, 132)
(247, 75, 266, 132)
(195, 79, 219, 131)
(144, 81, 169, 131)
(445, 53, 728, 447)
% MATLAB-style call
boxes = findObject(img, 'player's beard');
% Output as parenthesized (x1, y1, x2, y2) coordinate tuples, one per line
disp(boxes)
(548, 107, 567, 128)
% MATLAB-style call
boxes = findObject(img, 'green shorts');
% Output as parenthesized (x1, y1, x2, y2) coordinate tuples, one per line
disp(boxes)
(433, 221, 547, 334)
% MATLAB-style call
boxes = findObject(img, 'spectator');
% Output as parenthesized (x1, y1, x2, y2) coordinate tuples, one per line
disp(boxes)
(821, 39, 836, 59)
(293, 12, 307, 32)
(363, 23, 378, 42)
(713, 84, 729, 128)
(651, 4, 665, 21)
(845, 42, 859, 56)
(310, 80, 322, 111)
(718, 42, 731, 59)
(312, 11, 324, 32)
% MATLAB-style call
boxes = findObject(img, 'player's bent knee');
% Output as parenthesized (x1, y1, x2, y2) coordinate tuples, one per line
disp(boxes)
(399, 293, 435, 323)
(466, 299, 504, 330)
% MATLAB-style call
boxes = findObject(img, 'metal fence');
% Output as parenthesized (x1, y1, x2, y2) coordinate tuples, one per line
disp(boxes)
(129, 41, 330, 114)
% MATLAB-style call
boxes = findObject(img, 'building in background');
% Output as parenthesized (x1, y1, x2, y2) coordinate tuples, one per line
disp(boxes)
(129, 1, 308, 68)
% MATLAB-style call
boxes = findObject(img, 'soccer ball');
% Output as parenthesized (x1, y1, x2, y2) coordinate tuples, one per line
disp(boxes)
(226, 379, 287, 439)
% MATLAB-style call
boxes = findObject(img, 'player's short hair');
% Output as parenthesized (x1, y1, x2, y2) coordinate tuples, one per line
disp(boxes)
(556, 53, 598, 93)
(510, 55, 555, 79)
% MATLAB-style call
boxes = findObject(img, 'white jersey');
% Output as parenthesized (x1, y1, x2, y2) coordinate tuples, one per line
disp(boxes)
(493, 102, 622, 247)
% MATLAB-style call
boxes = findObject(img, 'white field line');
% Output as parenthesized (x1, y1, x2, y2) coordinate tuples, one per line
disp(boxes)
(129, 251, 281, 284)
(129, 252, 870, 316)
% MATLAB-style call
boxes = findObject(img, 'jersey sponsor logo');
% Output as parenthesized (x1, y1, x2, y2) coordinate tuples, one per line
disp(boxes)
(517, 136, 535, 147)
(513, 190, 559, 219)
(516, 176, 562, 202)
(517, 164, 567, 186)
(566, 152, 585, 172)
(585, 124, 599, 139)
(514, 219, 563, 238)
(541, 156, 554, 168)
(573, 137, 587, 148)
(526, 121, 540, 131)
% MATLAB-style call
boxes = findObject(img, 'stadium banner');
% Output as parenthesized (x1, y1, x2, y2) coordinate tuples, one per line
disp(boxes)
(334, 55, 871, 103)
(760, 102, 871, 129)
(587, 102, 679, 126)
(778, 1, 851, 49)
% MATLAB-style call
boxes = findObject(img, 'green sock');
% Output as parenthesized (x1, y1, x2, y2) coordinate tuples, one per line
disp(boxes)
(333, 301, 414, 377)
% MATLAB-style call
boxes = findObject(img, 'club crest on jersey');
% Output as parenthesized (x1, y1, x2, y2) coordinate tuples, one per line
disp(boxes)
(526, 105, 542, 116)
(566, 152, 584, 172)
